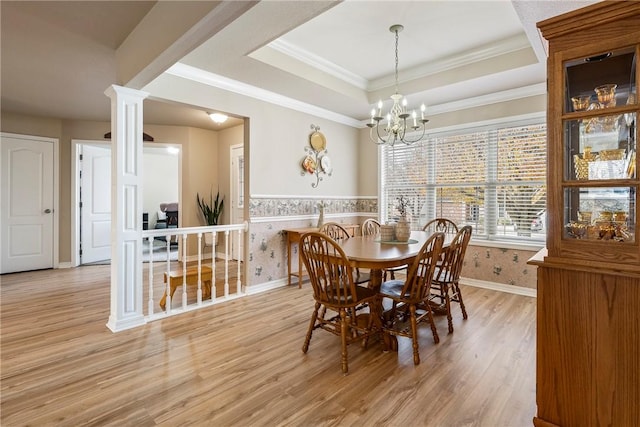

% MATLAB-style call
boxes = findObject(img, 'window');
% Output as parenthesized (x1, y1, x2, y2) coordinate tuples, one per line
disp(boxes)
(381, 119, 547, 242)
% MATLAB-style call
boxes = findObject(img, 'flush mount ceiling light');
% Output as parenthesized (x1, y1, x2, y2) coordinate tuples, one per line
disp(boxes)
(367, 24, 429, 147)
(208, 112, 228, 124)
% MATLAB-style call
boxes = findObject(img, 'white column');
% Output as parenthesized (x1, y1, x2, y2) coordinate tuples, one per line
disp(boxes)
(104, 85, 149, 332)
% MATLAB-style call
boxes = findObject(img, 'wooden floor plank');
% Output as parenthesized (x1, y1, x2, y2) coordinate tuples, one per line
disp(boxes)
(1, 265, 536, 426)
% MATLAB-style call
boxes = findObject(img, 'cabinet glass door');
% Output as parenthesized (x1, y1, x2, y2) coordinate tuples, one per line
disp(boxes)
(563, 46, 636, 181)
(563, 186, 635, 242)
(562, 45, 638, 244)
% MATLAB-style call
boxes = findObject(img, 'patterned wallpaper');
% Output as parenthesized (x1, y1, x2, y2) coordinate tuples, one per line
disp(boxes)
(247, 196, 376, 287)
(246, 196, 539, 291)
(461, 245, 538, 289)
(249, 197, 378, 217)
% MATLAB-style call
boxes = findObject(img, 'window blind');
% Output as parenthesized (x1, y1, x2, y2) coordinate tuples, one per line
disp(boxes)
(381, 121, 547, 242)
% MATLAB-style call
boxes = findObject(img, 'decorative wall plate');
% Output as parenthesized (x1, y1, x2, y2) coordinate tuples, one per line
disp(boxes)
(309, 131, 326, 152)
(320, 155, 332, 173)
(302, 155, 316, 174)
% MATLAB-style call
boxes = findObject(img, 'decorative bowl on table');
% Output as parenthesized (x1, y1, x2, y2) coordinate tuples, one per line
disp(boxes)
(380, 224, 395, 242)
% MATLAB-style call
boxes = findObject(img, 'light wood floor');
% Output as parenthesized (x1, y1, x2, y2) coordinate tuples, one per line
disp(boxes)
(1, 265, 536, 426)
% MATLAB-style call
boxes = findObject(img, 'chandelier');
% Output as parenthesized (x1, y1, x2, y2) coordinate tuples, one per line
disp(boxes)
(367, 25, 429, 146)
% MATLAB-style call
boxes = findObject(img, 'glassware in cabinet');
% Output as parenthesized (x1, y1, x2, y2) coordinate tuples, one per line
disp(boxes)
(564, 113, 636, 181)
(563, 46, 637, 183)
(563, 186, 635, 243)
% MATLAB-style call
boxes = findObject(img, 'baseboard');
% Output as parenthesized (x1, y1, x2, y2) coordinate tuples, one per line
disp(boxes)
(244, 277, 536, 298)
(106, 313, 147, 333)
(57, 262, 74, 269)
(245, 278, 288, 295)
(460, 277, 537, 298)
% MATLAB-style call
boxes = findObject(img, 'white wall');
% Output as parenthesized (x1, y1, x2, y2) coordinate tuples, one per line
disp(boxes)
(143, 74, 361, 197)
(143, 147, 179, 228)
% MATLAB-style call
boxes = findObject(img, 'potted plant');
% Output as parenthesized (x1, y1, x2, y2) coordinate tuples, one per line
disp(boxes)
(197, 190, 224, 246)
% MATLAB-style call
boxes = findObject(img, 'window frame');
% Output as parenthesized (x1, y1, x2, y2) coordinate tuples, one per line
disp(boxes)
(379, 113, 547, 245)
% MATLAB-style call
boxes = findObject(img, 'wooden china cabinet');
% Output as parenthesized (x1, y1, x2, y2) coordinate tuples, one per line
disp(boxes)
(530, 3, 640, 427)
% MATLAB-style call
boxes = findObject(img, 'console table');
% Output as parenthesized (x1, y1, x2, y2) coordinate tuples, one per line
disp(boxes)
(283, 224, 359, 287)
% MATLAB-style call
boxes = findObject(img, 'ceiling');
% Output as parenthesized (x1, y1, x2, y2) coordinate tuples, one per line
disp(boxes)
(1, 0, 601, 132)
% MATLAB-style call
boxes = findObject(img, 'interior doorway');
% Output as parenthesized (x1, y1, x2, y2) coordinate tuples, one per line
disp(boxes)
(71, 140, 180, 266)
(79, 144, 111, 263)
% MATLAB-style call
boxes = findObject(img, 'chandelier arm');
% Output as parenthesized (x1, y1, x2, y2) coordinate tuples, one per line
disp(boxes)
(397, 116, 407, 140)
(369, 123, 391, 145)
(399, 125, 428, 145)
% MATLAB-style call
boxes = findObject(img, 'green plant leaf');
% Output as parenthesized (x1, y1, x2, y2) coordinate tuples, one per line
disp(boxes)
(197, 189, 224, 225)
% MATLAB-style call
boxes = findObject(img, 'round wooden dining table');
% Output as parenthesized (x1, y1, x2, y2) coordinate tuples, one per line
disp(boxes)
(338, 230, 446, 290)
(338, 230, 452, 351)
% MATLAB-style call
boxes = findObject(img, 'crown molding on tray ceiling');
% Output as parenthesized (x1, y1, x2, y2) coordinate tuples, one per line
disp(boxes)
(369, 33, 533, 91)
(166, 63, 363, 128)
(263, 33, 533, 92)
(264, 39, 369, 90)
(428, 82, 546, 115)
(166, 63, 545, 130)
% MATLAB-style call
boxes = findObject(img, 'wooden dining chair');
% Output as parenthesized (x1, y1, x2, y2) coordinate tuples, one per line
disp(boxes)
(319, 222, 370, 285)
(430, 225, 472, 333)
(379, 232, 445, 365)
(383, 219, 458, 282)
(299, 232, 382, 374)
(361, 218, 381, 236)
(319, 222, 350, 241)
(423, 218, 459, 234)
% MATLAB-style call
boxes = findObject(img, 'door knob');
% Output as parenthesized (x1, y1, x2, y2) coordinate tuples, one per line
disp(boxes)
(44, 209, 52, 214)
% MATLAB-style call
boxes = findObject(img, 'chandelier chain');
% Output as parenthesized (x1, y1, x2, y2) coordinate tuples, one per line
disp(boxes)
(394, 28, 399, 94)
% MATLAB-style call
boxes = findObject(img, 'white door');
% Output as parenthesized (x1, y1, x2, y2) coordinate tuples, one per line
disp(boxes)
(80, 145, 112, 264)
(230, 145, 244, 261)
(1, 135, 55, 273)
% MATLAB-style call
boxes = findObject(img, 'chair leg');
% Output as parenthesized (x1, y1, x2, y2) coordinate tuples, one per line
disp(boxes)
(425, 303, 440, 344)
(302, 302, 320, 353)
(444, 283, 454, 333)
(340, 309, 349, 374)
(350, 307, 358, 339)
(409, 304, 420, 365)
(455, 281, 468, 320)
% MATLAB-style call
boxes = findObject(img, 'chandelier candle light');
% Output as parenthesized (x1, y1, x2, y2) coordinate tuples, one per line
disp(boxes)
(367, 24, 429, 146)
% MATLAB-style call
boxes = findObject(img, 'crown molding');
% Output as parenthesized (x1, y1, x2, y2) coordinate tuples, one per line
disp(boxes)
(369, 33, 533, 90)
(267, 39, 368, 90)
(166, 63, 363, 128)
(167, 64, 545, 130)
(429, 82, 546, 115)
(265, 34, 532, 93)
(359, 83, 546, 128)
